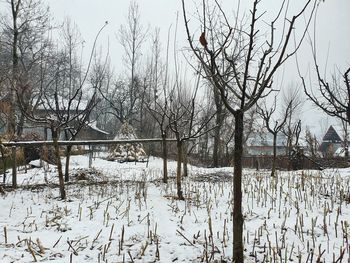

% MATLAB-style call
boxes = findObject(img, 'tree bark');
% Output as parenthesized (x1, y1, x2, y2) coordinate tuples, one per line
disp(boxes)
(161, 133, 168, 183)
(232, 111, 244, 262)
(213, 123, 221, 167)
(182, 142, 188, 177)
(52, 128, 66, 199)
(64, 145, 72, 182)
(213, 90, 224, 167)
(271, 133, 277, 177)
(16, 112, 25, 137)
(8, 0, 20, 135)
(176, 140, 184, 200)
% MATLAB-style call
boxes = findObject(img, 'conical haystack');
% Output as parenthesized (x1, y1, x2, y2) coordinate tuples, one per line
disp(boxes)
(107, 122, 147, 162)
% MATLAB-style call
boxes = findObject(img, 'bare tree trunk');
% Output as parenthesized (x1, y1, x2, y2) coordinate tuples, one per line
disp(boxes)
(8, 0, 20, 135)
(183, 142, 188, 177)
(345, 143, 349, 159)
(213, 124, 221, 167)
(176, 140, 184, 200)
(16, 112, 25, 137)
(0, 145, 7, 184)
(64, 145, 72, 182)
(233, 111, 244, 262)
(213, 101, 224, 167)
(161, 133, 168, 183)
(52, 128, 66, 199)
(271, 133, 277, 177)
(342, 120, 349, 159)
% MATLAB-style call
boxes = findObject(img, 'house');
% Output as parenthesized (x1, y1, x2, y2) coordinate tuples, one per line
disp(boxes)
(318, 125, 343, 157)
(21, 96, 109, 141)
(75, 121, 110, 140)
(245, 131, 288, 156)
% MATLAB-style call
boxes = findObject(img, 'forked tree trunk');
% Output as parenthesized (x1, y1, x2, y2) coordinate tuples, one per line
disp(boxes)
(271, 133, 277, 177)
(176, 140, 184, 200)
(52, 128, 66, 199)
(233, 111, 244, 262)
(161, 134, 168, 183)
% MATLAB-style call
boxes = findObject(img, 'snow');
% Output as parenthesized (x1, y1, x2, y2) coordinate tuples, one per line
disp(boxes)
(36, 95, 89, 112)
(87, 121, 109, 135)
(0, 154, 350, 262)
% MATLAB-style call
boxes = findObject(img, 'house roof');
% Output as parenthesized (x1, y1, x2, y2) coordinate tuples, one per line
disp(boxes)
(246, 132, 287, 147)
(36, 95, 89, 111)
(322, 125, 342, 143)
(87, 121, 109, 135)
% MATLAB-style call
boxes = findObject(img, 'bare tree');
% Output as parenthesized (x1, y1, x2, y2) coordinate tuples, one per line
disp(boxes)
(301, 66, 350, 152)
(0, 0, 50, 135)
(137, 28, 164, 139)
(257, 95, 291, 177)
(299, 4, 350, 158)
(305, 127, 319, 158)
(16, 22, 107, 199)
(281, 85, 304, 159)
(146, 90, 170, 183)
(145, 28, 171, 183)
(18, 84, 97, 199)
(117, 0, 147, 126)
(182, 0, 316, 260)
(89, 48, 114, 133)
(166, 76, 214, 200)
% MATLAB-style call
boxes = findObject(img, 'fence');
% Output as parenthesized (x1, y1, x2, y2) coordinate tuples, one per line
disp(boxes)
(242, 155, 349, 170)
(2, 138, 177, 188)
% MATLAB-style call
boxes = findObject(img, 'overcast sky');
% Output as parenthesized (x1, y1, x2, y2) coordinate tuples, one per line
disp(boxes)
(2, 0, 350, 136)
(44, 0, 350, 67)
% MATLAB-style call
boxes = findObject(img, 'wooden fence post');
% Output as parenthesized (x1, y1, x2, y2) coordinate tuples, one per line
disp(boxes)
(12, 146, 17, 188)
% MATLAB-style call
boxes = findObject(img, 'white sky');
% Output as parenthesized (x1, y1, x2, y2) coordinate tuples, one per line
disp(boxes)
(2, 0, 350, 137)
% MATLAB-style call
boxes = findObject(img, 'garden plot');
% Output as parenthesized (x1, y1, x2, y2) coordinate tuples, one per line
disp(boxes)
(0, 155, 350, 262)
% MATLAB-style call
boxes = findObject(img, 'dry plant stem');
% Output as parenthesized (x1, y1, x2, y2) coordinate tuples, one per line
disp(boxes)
(140, 241, 148, 256)
(4, 226, 7, 244)
(176, 229, 194, 246)
(53, 236, 62, 248)
(109, 223, 114, 241)
(91, 229, 102, 249)
(27, 239, 37, 262)
(67, 240, 78, 255)
(127, 250, 134, 263)
(121, 225, 125, 250)
(155, 237, 160, 260)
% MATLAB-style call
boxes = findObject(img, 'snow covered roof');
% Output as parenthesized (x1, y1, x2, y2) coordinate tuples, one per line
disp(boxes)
(87, 121, 109, 135)
(36, 95, 89, 112)
(246, 132, 287, 147)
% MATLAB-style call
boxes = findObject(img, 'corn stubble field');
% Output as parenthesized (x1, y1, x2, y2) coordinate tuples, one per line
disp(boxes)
(0, 155, 350, 262)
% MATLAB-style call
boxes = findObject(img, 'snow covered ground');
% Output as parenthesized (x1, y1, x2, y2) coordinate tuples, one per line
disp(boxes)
(0, 153, 350, 262)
